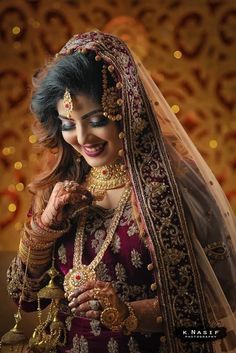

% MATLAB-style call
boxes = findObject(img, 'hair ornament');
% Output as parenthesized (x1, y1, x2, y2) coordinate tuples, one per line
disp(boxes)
(63, 88, 73, 118)
(101, 65, 123, 121)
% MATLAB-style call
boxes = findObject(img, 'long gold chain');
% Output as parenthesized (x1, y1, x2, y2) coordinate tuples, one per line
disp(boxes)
(74, 185, 131, 268)
(64, 185, 131, 296)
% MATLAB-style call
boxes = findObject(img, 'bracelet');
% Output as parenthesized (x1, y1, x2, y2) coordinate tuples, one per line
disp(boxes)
(36, 214, 70, 233)
(122, 302, 138, 335)
(30, 215, 70, 240)
(21, 230, 54, 251)
(18, 239, 52, 266)
(100, 301, 138, 334)
(100, 307, 121, 331)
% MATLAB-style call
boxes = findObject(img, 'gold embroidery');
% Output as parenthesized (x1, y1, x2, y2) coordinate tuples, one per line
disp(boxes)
(65, 316, 73, 331)
(7, 256, 48, 302)
(204, 241, 229, 262)
(163, 248, 185, 265)
(107, 337, 119, 353)
(131, 249, 143, 268)
(111, 233, 121, 253)
(68, 335, 88, 353)
(90, 319, 101, 336)
(91, 229, 106, 254)
(128, 337, 141, 353)
(58, 243, 67, 264)
(115, 263, 127, 282)
(127, 223, 138, 237)
(95, 261, 111, 281)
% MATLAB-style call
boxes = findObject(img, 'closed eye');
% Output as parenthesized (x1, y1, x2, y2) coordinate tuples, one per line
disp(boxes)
(61, 120, 75, 131)
(89, 115, 109, 127)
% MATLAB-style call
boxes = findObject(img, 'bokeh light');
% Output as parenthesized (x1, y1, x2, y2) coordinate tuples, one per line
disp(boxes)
(16, 183, 24, 191)
(171, 104, 180, 113)
(173, 50, 182, 59)
(209, 139, 218, 149)
(14, 161, 23, 170)
(8, 203, 17, 212)
(12, 26, 21, 35)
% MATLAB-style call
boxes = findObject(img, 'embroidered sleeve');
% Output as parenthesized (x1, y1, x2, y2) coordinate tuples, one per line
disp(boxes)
(130, 298, 164, 333)
(6, 255, 49, 304)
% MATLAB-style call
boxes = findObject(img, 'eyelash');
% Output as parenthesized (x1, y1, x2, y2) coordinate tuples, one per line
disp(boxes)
(61, 117, 108, 131)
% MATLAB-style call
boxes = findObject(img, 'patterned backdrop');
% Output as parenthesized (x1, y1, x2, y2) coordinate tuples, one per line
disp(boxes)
(0, 0, 236, 251)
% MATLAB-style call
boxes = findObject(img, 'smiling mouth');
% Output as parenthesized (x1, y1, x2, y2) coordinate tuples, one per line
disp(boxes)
(82, 142, 107, 157)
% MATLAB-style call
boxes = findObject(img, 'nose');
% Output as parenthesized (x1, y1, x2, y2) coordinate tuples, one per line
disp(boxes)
(75, 122, 88, 146)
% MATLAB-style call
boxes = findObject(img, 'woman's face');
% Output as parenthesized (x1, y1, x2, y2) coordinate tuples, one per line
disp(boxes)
(57, 94, 123, 167)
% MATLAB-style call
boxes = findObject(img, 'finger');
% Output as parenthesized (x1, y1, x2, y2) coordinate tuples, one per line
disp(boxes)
(68, 288, 94, 308)
(71, 308, 86, 317)
(68, 280, 98, 301)
(71, 308, 101, 320)
(94, 279, 110, 289)
(85, 310, 101, 319)
(77, 299, 101, 313)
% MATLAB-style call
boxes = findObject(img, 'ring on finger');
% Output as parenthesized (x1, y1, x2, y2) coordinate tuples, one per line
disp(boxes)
(63, 180, 74, 192)
(89, 299, 100, 311)
(92, 287, 102, 300)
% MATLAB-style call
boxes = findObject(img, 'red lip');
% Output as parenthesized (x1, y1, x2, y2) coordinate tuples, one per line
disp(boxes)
(82, 142, 107, 157)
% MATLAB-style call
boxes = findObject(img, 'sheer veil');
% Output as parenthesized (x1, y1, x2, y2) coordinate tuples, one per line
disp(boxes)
(135, 55, 236, 352)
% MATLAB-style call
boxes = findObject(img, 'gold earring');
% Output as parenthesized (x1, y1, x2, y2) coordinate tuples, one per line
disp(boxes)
(101, 65, 123, 122)
(63, 88, 73, 118)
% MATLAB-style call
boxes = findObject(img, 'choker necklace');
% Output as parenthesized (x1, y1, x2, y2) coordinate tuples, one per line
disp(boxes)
(63, 185, 131, 298)
(85, 160, 129, 199)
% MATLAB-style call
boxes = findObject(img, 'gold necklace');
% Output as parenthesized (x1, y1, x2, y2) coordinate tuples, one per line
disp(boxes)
(63, 186, 131, 298)
(85, 160, 129, 198)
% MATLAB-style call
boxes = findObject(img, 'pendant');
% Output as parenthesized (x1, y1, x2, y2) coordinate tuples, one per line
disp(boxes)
(64, 265, 96, 297)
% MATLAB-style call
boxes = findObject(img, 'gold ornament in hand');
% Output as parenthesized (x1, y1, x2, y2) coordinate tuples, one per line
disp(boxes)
(100, 307, 120, 330)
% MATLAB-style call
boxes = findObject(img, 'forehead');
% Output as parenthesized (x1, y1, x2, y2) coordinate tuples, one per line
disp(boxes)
(57, 94, 100, 113)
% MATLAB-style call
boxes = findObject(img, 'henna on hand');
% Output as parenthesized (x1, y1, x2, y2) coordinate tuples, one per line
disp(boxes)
(41, 180, 93, 228)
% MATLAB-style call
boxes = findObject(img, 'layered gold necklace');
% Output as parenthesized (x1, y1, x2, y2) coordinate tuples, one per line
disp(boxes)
(63, 185, 131, 298)
(85, 159, 129, 199)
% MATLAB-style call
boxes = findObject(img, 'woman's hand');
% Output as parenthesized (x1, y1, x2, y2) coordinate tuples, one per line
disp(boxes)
(41, 180, 93, 228)
(68, 279, 128, 321)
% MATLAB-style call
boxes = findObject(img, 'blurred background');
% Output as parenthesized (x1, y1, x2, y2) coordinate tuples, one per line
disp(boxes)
(0, 0, 235, 337)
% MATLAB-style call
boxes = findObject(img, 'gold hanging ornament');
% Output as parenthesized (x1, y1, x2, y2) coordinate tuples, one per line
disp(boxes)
(28, 263, 66, 353)
(0, 310, 29, 353)
(63, 88, 73, 118)
(1, 243, 32, 353)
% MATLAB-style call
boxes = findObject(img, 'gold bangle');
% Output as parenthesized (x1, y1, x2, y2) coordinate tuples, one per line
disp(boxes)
(32, 214, 70, 235)
(100, 307, 120, 331)
(21, 231, 54, 250)
(18, 240, 52, 265)
(25, 221, 56, 241)
(19, 239, 52, 256)
(122, 302, 138, 335)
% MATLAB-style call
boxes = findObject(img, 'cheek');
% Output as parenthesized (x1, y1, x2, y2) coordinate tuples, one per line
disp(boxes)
(62, 132, 77, 146)
(102, 125, 122, 146)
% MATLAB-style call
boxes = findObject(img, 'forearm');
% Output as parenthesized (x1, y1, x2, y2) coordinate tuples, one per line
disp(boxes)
(130, 298, 163, 333)
(7, 214, 66, 304)
(18, 214, 70, 275)
(7, 255, 49, 307)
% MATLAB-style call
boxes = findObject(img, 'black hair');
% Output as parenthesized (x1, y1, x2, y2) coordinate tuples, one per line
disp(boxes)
(31, 52, 104, 136)
(28, 51, 118, 207)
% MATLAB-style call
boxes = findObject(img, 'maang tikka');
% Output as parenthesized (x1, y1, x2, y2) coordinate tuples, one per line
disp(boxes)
(63, 88, 73, 118)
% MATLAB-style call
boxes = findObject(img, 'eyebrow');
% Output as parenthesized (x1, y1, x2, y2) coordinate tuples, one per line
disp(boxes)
(58, 109, 103, 121)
